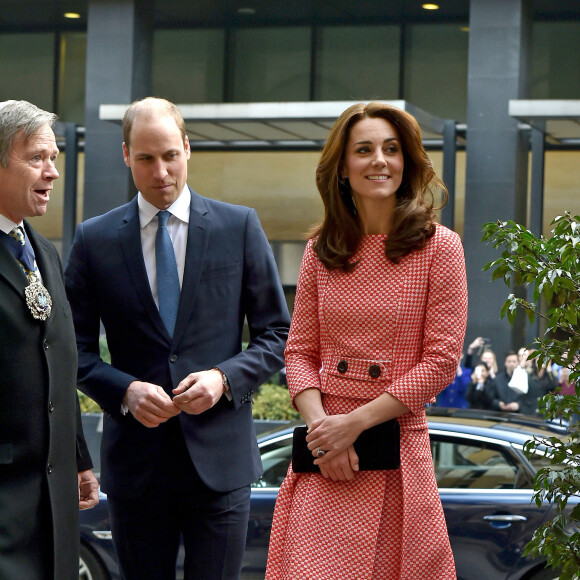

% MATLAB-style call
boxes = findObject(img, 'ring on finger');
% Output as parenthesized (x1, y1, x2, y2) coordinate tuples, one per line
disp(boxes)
(317, 448, 326, 458)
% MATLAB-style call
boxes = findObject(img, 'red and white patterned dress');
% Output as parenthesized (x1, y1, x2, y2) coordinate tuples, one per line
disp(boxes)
(266, 225, 468, 580)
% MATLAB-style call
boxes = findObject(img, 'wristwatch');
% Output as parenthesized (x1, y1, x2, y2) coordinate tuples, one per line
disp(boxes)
(212, 367, 230, 394)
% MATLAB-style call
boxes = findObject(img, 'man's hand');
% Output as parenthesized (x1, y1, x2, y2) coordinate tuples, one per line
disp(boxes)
(78, 469, 99, 510)
(123, 381, 181, 427)
(172, 369, 225, 415)
(499, 401, 519, 412)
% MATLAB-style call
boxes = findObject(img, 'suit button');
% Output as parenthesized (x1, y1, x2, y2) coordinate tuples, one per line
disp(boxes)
(48, 401, 54, 412)
(43, 340, 49, 350)
(337, 360, 348, 373)
(47, 463, 53, 475)
(369, 364, 381, 379)
(169, 354, 177, 363)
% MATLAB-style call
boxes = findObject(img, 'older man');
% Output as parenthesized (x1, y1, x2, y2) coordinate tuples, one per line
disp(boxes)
(0, 100, 98, 579)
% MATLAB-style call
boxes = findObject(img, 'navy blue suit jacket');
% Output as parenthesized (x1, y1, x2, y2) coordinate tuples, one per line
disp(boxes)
(64, 188, 290, 496)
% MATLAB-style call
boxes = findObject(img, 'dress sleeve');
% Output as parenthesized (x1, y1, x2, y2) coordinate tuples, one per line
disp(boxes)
(388, 228, 468, 415)
(285, 240, 324, 404)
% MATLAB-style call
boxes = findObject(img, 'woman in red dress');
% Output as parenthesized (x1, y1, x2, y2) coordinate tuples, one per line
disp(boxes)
(266, 102, 467, 579)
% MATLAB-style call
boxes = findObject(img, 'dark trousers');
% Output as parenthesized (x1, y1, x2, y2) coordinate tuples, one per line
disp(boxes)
(107, 421, 250, 580)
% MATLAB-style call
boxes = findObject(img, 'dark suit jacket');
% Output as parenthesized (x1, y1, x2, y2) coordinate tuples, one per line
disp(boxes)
(0, 222, 92, 579)
(488, 370, 540, 415)
(64, 189, 290, 497)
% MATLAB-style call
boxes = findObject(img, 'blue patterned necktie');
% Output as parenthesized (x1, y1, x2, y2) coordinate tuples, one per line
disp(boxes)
(155, 210, 180, 336)
(2, 226, 38, 282)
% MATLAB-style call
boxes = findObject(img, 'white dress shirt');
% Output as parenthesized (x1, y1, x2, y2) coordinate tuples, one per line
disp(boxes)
(138, 186, 190, 308)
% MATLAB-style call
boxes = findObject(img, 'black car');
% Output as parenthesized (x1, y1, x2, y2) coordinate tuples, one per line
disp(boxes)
(80, 409, 575, 580)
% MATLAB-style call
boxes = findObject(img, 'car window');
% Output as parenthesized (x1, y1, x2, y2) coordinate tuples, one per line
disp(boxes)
(252, 432, 536, 490)
(253, 436, 292, 488)
(431, 436, 533, 489)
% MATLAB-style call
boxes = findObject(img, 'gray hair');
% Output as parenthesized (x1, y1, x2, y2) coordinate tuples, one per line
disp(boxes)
(0, 100, 58, 168)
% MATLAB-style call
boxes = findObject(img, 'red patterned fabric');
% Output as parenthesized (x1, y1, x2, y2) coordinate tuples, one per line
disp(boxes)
(266, 225, 468, 580)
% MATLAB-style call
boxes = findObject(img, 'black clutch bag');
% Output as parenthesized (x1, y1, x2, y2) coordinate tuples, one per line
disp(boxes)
(291, 420, 400, 473)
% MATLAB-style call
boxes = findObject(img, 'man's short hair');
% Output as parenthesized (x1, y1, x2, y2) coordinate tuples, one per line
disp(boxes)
(0, 100, 58, 168)
(505, 350, 518, 359)
(122, 97, 186, 150)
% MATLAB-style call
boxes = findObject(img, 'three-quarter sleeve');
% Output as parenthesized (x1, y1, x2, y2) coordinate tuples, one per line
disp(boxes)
(284, 241, 324, 403)
(387, 229, 468, 414)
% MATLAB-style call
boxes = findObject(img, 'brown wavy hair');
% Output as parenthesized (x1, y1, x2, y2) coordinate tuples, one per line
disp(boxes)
(312, 102, 447, 270)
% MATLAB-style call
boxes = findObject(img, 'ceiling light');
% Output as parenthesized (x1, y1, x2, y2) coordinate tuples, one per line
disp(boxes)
(237, 7, 256, 15)
(64, 12, 81, 19)
(422, 3, 439, 10)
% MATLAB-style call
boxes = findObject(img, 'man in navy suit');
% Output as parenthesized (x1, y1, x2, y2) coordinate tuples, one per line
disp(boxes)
(64, 97, 290, 579)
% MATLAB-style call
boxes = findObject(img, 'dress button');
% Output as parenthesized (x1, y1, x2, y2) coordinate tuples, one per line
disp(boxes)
(169, 354, 177, 363)
(369, 364, 381, 379)
(337, 360, 348, 373)
(47, 463, 53, 475)
(48, 401, 54, 412)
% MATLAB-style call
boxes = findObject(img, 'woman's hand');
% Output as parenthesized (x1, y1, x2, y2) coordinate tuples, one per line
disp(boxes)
(317, 446, 359, 481)
(306, 414, 358, 453)
(306, 414, 362, 479)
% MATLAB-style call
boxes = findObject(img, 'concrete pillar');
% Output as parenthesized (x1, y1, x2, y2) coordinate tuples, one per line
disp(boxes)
(83, 0, 153, 219)
(463, 0, 532, 360)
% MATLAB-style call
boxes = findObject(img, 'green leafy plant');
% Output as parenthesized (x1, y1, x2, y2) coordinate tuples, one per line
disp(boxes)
(77, 335, 110, 413)
(252, 383, 299, 421)
(482, 212, 580, 579)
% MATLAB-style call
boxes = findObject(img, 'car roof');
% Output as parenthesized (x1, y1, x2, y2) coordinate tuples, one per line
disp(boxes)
(426, 407, 569, 444)
(257, 408, 570, 447)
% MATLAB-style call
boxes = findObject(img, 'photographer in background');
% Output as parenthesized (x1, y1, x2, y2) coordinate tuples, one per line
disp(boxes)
(465, 336, 498, 380)
(466, 363, 494, 410)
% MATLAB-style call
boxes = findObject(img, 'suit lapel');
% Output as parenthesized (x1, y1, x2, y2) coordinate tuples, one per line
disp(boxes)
(173, 189, 211, 344)
(118, 199, 168, 336)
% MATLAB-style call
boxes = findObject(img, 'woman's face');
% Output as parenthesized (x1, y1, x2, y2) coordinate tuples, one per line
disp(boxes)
(480, 351, 494, 368)
(474, 364, 488, 382)
(341, 116, 404, 211)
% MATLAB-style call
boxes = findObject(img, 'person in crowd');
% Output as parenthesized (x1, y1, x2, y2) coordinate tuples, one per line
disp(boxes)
(437, 355, 470, 408)
(64, 97, 290, 579)
(466, 363, 494, 410)
(0, 99, 98, 579)
(487, 350, 540, 415)
(465, 336, 498, 379)
(480, 348, 498, 380)
(559, 365, 577, 396)
(520, 348, 558, 398)
(265, 102, 468, 579)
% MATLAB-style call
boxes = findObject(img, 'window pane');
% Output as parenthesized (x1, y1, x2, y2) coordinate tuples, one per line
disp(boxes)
(153, 29, 225, 103)
(316, 26, 400, 101)
(0, 33, 55, 111)
(58, 32, 87, 124)
(531, 21, 580, 99)
(430, 438, 531, 489)
(231, 28, 310, 102)
(252, 436, 292, 488)
(403, 23, 468, 122)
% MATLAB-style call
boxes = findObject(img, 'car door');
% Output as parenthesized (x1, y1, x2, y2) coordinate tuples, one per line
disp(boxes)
(431, 430, 553, 580)
(243, 432, 293, 577)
